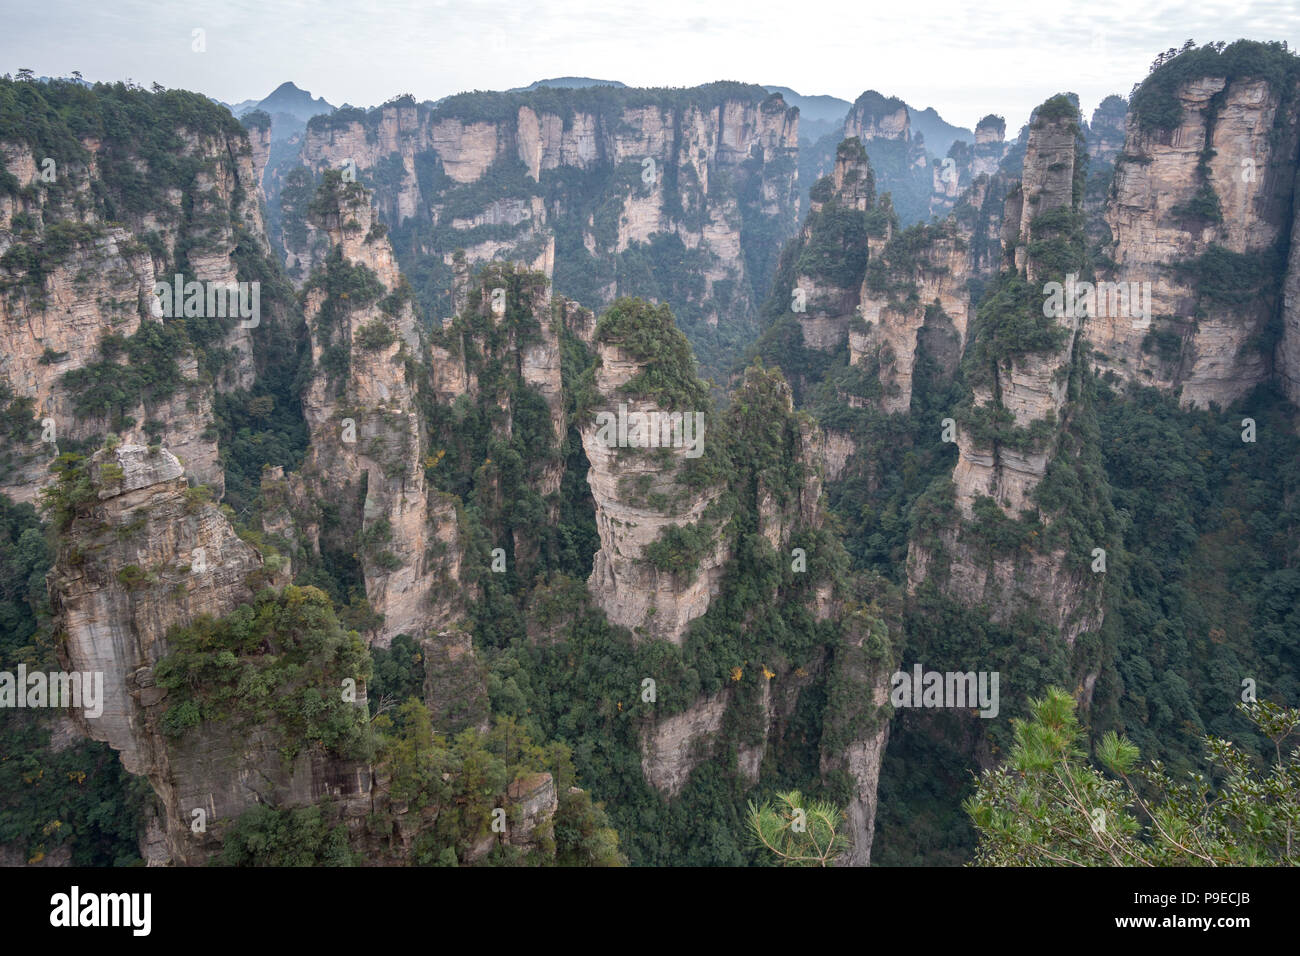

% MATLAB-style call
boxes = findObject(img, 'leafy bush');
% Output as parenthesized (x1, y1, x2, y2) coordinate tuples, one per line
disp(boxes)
(153, 586, 374, 763)
(354, 320, 397, 350)
(643, 522, 716, 578)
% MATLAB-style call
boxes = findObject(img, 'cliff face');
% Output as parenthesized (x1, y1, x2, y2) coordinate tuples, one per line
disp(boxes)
(1282, 177, 1300, 406)
(47, 444, 370, 865)
(852, 222, 971, 414)
(841, 92, 936, 224)
(907, 97, 1107, 648)
(972, 116, 1011, 177)
(817, 600, 894, 866)
(956, 109, 1085, 517)
(0, 98, 272, 505)
(1095, 76, 1300, 406)
(639, 688, 732, 795)
(1086, 96, 1128, 169)
(632, 364, 898, 863)
(843, 94, 913, 144)
(285, 86, 800, 375)
(930, 116, 1012, 219)
(289, 175, 467, 647)
(580, 338, 727, 644)
(425, 261, 569, 580)
(790, 138, 884, 352)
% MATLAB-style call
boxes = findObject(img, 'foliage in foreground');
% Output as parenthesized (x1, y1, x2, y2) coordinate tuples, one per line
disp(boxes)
(965, 687, 1300, 866)
(747, 790, 851, 866)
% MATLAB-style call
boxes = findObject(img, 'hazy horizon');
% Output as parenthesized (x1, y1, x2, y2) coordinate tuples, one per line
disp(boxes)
(2, 0, 1298, 133)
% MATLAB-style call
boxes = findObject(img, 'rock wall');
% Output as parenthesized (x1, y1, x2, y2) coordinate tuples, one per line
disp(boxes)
(288, 86, 800, 344)
(1095, 76, 1300, 406)
(48, 444, 370, 865)
(580, 341, 728, 644)
(793, 138, 882, 352)
(955, 108, 1084, 517)
(1086, 96, 1128, 169)
(290, 175, 467, 647)
(818, 603, 893, 867)
(907, 98, 1106, 648)
(852, 222, 971, 414)
(1281, 167, 1300, 407)
(0, 115, 273, 504)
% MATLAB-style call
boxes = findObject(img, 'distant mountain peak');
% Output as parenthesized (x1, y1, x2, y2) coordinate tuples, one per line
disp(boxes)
(256, 82, 333, 112)
(514, 77, 627, 91)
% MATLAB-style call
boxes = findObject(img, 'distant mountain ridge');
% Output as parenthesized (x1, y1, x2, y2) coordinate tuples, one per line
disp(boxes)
(233, 81, 335, 122)
(510, 76, 628, 91)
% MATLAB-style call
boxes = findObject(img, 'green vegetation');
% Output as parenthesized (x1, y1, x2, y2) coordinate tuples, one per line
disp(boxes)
(0, 76, 247, 217)
(644, 522, 716, 578)
(0, 493, 149, 865)
(967, 688, 1300, 865)
(153, 586, 373, 762)
(1129, 40, 1300, 134)
(61, 322, 191, 428)
(1034, 94, 1080, 125)
(217, 701, 625, 867)
(796, 204, 872, 288)
(413, 81, 776, 127)
(1171, 183, 1223, 223)
(216, 802, 357, 866)
(40, 453, 98, 533)
(419, 265, 581, 591)
(1174, 242, 1287, 309)
(1095, 385, 1300, 770)
(302, 245, 387, 393)
(366, 702, 624, 865)
(747, 790, 851, 866)
(0, 383, 42, 484)
(590, 297, 712, 411)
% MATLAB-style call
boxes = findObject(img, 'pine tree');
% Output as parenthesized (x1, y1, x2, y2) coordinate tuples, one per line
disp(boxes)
(965, 687, 1300, 865)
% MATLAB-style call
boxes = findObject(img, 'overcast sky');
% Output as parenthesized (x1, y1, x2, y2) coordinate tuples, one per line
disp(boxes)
(4, 0, 1298, 130)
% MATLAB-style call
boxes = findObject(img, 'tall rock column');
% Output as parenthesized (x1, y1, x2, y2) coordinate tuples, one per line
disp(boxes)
(48, 444, 370, 864)
(293, 172, 465, 646)
(579, 299, 727, 644)
(907, 95, 1111, 648)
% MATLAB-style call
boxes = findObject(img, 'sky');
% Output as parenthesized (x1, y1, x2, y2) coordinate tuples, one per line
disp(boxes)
(3, 0, 1299, 131)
